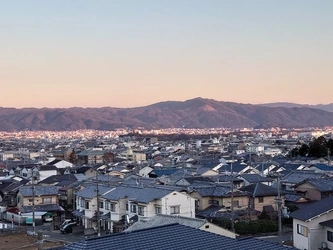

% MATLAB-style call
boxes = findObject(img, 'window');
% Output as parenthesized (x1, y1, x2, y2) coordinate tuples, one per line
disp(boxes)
(85, 201, 90, 209)
(232, 200, 239, 207)
(43, 198, 52, 204)
(130, 204, 137, 213)
(80, 198, 85, 208)
(155, 206, 162, 214)
(258, 197, 264, 203)
(105, 201, 110, 210)
(328, 231, 333, 242)
(110, 203, 116, 212)
(208, 200, 219, 205)
(138, 206, 145, 216)
(28, 198, 34, 203)
(170, 206, 180, 214)
(126, 203, 128, 211)
(99, 201, 104, 209)
(297, 224, 308, 237)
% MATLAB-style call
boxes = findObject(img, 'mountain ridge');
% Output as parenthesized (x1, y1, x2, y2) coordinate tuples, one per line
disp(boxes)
(1, 98, 333, 131)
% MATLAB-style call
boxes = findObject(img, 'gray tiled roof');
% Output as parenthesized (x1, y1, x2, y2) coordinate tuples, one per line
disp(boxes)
(101, 186, 173, 203)
(290, 196, 333, 222)
(240, 174, 272, 183)
(281, 170, 326, 185)
(75, 185, 114, 199)
(240, 183, 278, 197)
(55, 223, 296, 250)
(19, 186, 58, 197)
(22, 204, 64, 213)
(296, 177, 333, 192)
(320, 219, 333, 229)
(124, 214, 206, 232)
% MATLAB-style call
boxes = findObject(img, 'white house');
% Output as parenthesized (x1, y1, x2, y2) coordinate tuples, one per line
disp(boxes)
(290, 196, 333, 250)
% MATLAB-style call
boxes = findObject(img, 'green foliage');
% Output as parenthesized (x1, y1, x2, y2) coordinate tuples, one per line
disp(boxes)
(288, 136, 333, 158)
(211, 218, 232, 230)
(234, 220, 278, 235)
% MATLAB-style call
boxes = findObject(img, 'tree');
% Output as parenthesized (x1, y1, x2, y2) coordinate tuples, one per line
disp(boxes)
(308, 136, 327, 158)
(68, 149, 78, 164)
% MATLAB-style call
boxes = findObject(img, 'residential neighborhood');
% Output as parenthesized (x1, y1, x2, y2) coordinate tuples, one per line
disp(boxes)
(0, 127, 333, 249)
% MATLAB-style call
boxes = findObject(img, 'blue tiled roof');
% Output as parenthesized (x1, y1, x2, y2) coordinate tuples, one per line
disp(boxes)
(240, 183, 278, 197)
(102, 186, 174, 203)
(311, 163, 333, 171)
(290, 196, 333, 222)
(55, 223, 295, 250)
(152, 169, 178, 177)
(295, 177, 333, 192)
(76, 185, 114, 199)
(19, 186, 58, 197)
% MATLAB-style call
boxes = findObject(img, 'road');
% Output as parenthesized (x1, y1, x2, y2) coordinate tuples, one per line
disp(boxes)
(255, 232, 293, 244)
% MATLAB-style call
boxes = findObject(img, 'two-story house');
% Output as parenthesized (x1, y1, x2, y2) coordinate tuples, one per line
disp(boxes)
(293, 177, 333, 201)
(100, 185, 196, 233)
(74, 185, 114, 231)
(290, 196, 333, 250)
(16, 185, 64, 220)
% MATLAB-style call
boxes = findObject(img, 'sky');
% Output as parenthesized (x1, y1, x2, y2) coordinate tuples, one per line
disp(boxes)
(1, 0, 332, 108)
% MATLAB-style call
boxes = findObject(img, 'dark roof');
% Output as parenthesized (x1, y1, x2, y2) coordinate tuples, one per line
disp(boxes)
(310, 164, 333, 171)
(76, 185, 113, 199)
(39, 165, 58, 171)
(47, 159, 62, 165)
(240, 174, 272, 183)
(19, 186, 58, 197)
(38, 174, 79, 185)
(290, 196, 333, 222)
(294, 177, 333, 192)
(22, 204, 64, 213)
(240, 183, 278, 197)
(55, 223, 295, 250)
(151, 169, 178, 177)
(102, 186, 173, 203)
(320, 219, 333, 229)
(281, 170, 326, 185)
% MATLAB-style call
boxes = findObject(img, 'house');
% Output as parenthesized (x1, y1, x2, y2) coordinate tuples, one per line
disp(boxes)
(16, 185, 64, 217)
(238, 173, 273, 187)
(100, 185, 196, 232)
(190, 186, 249, 213)
(47, 159, 73, 169)
(240, 183, 283, 214)
(293, 177, 333, 201)
(280, 170, 327, 191)
(290, 196, 333, 250)
(55, 223, 296, 250)
(124, 214, 238, 238)
(74, 185, 114, 231)
(38, 165, 58, 181)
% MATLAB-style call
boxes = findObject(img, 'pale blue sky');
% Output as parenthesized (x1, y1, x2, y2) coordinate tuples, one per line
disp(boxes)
(1, 0, 332, 108)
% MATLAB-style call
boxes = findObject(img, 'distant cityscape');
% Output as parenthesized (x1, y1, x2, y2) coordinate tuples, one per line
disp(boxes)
(0, 124, 333, 249)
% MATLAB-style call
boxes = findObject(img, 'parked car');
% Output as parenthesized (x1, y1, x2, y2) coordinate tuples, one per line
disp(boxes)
(59, 219, 74, 229)
(60, 222, 77, 234)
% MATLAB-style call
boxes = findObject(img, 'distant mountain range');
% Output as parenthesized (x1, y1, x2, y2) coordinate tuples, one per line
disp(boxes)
(260, 102, 333, 112)
(1, 98, 333, 131)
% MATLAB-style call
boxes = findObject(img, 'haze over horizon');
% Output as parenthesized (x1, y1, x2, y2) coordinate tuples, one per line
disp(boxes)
(1, 1, 332, 108)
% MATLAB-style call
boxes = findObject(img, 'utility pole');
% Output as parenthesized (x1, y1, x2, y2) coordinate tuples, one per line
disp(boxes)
(32, 175, 36, 236)
(230, 154, 235, 233)
(276, 174, 282, 244)
(96, 171, 101, 237)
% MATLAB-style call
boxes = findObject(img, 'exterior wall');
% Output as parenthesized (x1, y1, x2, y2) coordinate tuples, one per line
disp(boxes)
(134, 153, 146, 162)
(17, 193, 58, 211)
(251, 195, 282, 212)
(294, 183, 321, 201)
(293, 212, 333, 250)
(39, 170, 58, 181)
(199, 222, 237, 239)
(160, 192, 195, 218)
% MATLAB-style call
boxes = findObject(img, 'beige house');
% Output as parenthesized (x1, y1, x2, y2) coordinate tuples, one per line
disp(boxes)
(293, 177, 333, 201)
(17, 185, 63, 216)
(189, 186, 249, 212)
(240, 183, 283, 213)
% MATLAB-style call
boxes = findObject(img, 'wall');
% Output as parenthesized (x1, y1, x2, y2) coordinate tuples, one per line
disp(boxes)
(199, 222, 237, 239)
